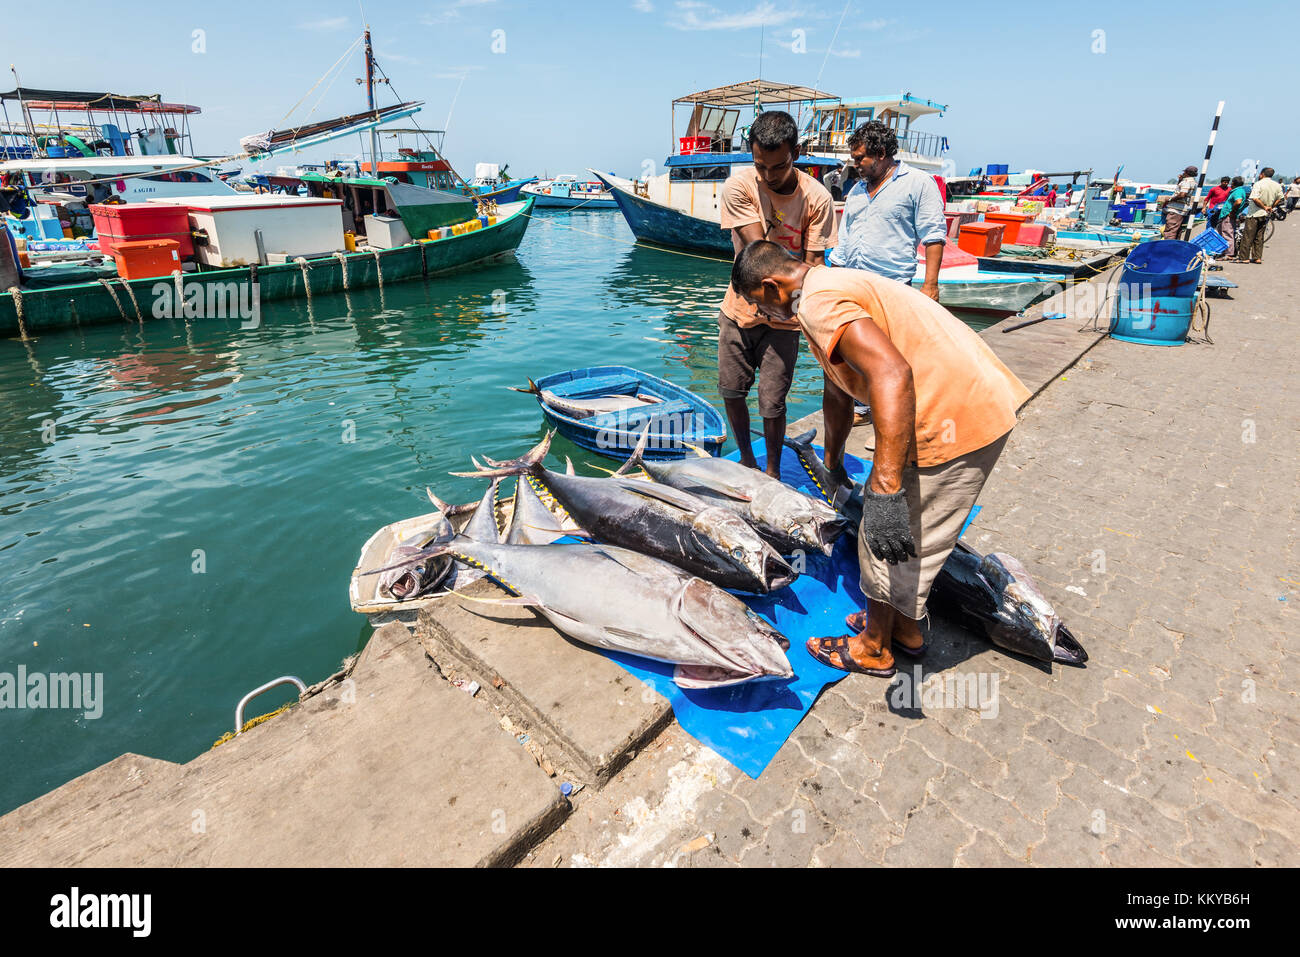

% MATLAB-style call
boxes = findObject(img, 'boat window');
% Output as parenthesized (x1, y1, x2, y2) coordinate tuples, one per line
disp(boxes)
(140, 170, 212, 183)
(669, 165, 731, 182)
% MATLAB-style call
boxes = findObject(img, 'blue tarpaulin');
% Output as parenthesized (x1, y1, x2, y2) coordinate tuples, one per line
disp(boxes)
(596, 443, 977, 778)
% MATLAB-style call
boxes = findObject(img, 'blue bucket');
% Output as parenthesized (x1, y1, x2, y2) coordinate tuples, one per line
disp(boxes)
(1119, 240, 1203, 297)
(1111, 293, 1195, 346)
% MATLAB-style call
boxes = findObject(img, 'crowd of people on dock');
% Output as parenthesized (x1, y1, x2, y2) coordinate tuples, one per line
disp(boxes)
(1196, 165, 1294, 262)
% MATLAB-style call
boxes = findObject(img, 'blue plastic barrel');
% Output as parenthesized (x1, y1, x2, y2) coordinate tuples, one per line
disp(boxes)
(1114, 203, 1136, 223)
(1111, 294, 1195, 346)
(1118, 240, 1203, 297)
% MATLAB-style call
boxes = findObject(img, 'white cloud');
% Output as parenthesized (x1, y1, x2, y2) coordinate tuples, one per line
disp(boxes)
(827, 46, 860, 57)
(668, 1, 805, 31)
(633, 0, 655, 11)
(422, 0, 498, 25)
(300, 16, 349, 31)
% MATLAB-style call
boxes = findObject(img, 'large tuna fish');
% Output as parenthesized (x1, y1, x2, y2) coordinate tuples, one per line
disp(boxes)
(459, 432, 796, 594)
(615, 429, 850, 556)
(370, 538, 794, 688)
(510, 377, 660, 419)
(784, 428, 1087, 665)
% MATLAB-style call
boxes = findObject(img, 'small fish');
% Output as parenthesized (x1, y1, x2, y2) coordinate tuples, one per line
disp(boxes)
(510, 377, 661, 420)
(367, 537, 794, 688)
(617, 428, 849, 556)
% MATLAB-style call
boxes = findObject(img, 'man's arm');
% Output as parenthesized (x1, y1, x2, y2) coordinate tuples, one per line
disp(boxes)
(821, 373, 855, 483)
(733, 221, 766, 245)
(832, 318, 916, 494)
(915, 177, 947, 301)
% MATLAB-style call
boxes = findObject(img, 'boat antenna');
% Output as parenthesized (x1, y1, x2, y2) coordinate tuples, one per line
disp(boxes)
(813, 0, 851, 101)
(9, 65, 39, 155)
(363, 26, 381, 176)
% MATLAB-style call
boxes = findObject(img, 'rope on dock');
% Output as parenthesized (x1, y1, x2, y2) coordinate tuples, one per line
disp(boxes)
(419, 240, 429, 278)
(333, 251, 350, 290)
(293, 257, 313, 306)
(96, 279, 129, 322)
(7, 286, 29, 341)
(372, 249, 384, 292)
(120, 280, 142, 323)
(209, 701, 294, 750)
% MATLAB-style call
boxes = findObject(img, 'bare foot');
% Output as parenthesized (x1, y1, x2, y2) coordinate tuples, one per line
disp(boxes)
(892, 615, 927, 654)
(765, 465, 782, 480)
(739, 454, 760, 470)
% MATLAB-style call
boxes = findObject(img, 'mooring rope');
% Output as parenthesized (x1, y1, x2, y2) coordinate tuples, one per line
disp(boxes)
(333, 251, 350, 290)
(7, 286, 29, 340)
(96, 279, 128, 322)
(120, 280, 142, 323)
(372, 249, 384, 292)
(293, 256, 313, 306)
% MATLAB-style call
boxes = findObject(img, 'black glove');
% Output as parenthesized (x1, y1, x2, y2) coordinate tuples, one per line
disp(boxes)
(862, 488, 916, 565)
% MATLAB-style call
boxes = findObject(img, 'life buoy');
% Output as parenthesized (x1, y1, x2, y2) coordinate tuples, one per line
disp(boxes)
(543, 187, 551, 194)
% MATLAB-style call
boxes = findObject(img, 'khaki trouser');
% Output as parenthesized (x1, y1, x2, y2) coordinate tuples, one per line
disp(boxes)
(859, 432, 1010, 620)
(1239, 215, 1268, 261)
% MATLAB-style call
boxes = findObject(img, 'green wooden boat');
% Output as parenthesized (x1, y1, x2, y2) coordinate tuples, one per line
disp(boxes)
(2, 196, 535, 337)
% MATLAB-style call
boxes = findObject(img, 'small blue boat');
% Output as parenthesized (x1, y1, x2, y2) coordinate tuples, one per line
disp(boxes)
(516, 366, 727, 460)
(521, 175, 618, 209)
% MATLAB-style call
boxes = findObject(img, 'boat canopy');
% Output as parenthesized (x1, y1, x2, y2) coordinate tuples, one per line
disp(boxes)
(673, 79, 838, 107)
(0, 88, 200, 114)
(0, 155, 217, 174)
(833, 94, 947, 119)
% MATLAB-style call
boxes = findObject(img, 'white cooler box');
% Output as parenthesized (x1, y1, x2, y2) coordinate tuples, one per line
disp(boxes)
(147, 195, 344, 267)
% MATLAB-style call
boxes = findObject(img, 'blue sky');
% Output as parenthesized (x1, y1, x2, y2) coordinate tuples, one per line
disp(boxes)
(2, 0, 1293, 182)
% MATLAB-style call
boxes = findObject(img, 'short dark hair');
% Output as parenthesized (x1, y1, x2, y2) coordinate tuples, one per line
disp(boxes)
(1261, 167, 1275, 178)
(748, 111, 799, 153)
(731, 240, 798, 295)
(847, 120, 897, 159)
(1219, 176, 1230, 184)
(1231, 176, 1244, 187)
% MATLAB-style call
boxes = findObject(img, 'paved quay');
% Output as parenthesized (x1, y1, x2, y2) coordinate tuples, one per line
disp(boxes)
(2, 230, 1294, 867)
(524, 234, 1299, 867)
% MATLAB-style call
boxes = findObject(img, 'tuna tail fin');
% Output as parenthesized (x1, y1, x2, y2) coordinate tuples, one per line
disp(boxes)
(452, 431, 554, 478)
(507, 377, 542, 397)
(613, 424, 652, 477)
(565, 457, 576, 476)
(785, 428, 818, 451)
(427, 487, 478, 517)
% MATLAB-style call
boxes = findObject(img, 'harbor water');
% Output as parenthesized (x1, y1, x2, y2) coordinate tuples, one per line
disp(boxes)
(0, 212, 994, 814)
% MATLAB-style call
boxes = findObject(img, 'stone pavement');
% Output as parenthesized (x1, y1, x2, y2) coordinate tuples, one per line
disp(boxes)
(524, 230, 1299, 867)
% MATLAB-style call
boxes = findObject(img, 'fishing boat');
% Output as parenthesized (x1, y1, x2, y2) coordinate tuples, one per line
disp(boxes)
(799, 93, 949, 175)
(592, 80, 844, 256)
(516, 366, 727, 461)
(520, 175, 616, 209)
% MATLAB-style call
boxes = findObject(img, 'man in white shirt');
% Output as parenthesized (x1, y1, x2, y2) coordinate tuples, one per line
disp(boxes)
(1239, 167, 1284, 263)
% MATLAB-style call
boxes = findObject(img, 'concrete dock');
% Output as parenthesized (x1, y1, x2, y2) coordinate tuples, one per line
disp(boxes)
(3, 229, 1295, 867)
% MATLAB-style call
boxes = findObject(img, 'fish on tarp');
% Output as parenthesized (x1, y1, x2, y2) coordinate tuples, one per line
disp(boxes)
(459, 432, 796, 593)
(368, 537, 794, 688)
(616, 428, 850, 556)
(510, 377, 663, 420)
(784, 428, 1087, 666)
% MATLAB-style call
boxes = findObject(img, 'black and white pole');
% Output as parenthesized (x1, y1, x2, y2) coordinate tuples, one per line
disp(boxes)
(1185, 100, 1224, 239)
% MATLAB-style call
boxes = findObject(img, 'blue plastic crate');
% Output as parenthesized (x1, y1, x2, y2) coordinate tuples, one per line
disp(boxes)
(1190, 228, 1228, 255)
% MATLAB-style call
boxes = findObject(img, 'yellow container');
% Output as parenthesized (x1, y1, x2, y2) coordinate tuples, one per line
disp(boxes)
(344, 231, 357, 252)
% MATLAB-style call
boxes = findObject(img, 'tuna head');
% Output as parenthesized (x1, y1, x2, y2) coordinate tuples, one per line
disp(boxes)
(690, 505, 796, 593)
(671, 577, 794, 687)
(982, 553, 1089, 665)
(750, 484, 851, 556)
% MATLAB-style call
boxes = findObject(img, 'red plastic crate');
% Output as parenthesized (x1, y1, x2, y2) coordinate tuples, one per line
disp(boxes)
(91, 203, 194, 258)
(678, 136, 711, 155)
(112, 239, 181, 280)
(957, 222, 1004, 258)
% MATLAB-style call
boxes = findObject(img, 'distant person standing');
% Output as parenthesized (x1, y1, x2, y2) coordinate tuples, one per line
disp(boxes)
(1216, 175, 1247, 259)
(717, 109, 837, 477)
(1286, 176, 1300, 212)
(1239, 167, 1284, 263)
(1162, 165, 1199, 239)
(1203, 176, 1231, 217)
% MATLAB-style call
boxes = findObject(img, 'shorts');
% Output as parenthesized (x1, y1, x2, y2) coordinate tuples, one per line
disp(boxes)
(859, 432, 1010, 620)
(717, 310, 799, 419)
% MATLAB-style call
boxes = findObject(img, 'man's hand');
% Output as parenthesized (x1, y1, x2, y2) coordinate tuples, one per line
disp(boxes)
(920, 282, 940, 302)
(861, 487, 916, 565)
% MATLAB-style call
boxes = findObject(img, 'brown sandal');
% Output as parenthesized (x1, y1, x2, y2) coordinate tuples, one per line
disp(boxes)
(805, 635, 896, 678)
(842, 611, 928, 656)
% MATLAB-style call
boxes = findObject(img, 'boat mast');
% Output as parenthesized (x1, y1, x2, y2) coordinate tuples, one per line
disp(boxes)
(8, 64, 39, 156)
(364, 27, 380, 176)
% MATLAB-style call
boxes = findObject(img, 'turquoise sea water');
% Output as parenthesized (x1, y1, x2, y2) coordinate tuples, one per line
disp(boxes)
(0, 211, 992, 814)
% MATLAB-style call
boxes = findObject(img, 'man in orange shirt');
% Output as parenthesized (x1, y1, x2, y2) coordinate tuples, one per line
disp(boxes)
(731, 240, 1031, 677)
(718, 110, 837, 479)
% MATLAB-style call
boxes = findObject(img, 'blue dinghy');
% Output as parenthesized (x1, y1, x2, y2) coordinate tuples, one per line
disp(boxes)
(513, 365, 727, 461)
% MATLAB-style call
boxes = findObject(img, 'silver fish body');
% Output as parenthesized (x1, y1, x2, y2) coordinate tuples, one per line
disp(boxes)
(402, 539, 794, 687)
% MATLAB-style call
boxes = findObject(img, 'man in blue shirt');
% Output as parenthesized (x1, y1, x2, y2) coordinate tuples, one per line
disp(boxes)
(829, 121, 948, 301)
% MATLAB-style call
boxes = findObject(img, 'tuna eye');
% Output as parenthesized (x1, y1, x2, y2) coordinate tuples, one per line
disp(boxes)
(731, 547, 745, 560)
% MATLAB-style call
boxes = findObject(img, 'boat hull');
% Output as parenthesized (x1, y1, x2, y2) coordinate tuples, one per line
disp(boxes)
(525, 192, 617, 209)
(1, 198, 536, 336)
(593, 172, 732, 256)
